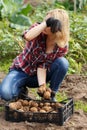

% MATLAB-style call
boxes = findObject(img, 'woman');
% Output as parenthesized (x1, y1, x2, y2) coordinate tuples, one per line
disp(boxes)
(0, 9, 69, 101)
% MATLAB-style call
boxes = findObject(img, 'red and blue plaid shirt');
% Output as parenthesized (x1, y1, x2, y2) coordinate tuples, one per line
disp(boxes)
(10, 23, 68, 76)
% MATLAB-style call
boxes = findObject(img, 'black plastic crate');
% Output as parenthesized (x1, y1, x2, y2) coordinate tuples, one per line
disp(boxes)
(5, 98, 74, 126)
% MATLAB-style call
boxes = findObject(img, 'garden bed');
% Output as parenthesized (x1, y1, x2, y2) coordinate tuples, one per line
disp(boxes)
(0, 74, 87, 130)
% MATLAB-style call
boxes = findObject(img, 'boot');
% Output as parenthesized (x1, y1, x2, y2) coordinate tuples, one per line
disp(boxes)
(18, 87, 28, 99)
(51, 91, 57, 102)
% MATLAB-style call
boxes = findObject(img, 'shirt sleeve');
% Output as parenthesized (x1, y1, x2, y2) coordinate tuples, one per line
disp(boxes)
(22, 23, 39, 39)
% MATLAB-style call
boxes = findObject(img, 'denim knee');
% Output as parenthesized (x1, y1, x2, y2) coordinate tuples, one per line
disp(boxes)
(0, 83, 13, 101)
(54, 57, 69, 72)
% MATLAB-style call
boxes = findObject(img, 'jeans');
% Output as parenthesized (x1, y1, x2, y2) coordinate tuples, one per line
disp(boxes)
(0, 57, 69, 101)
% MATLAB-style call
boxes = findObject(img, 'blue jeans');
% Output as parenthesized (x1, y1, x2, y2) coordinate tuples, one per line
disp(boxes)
(0, 57, 69, 101)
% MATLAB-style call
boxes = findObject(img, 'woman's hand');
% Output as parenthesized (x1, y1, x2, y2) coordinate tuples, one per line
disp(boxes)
(37, 83, 47, 97)
(37, 84, 56, 100)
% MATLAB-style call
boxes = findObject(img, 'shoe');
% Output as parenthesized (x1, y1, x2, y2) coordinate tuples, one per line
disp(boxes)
(50, 90, 57, 101)
(51, 97, 57, 102)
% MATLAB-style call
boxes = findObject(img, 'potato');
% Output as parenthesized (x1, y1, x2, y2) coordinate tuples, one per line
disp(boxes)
(18, 109, 24, 112)
(39, 109, 46, 113)
(43, 91, 51, 100)
(23, 106, 29, 112)
(38, 84, 46, 94)
(31, 101, 38, 107)
(39, 102, 44, 107)
(46, 88, 52, 93)
(16, 101, 22, 109)
(51, 103, 55, 107)
(28, 101, 38, 107)
(18, 99, 24, 104)
(22, 100, 29, 106)
(9, 102, 17, 110)
(44, 102, 50, 106)
(30, 107, 38, 112)
(55, 102, 63, 108)
(43, 106, 52, 112)
(9, 101, 22, 110)
(28, 100, 33, 106)
(51, 110, 57, 113)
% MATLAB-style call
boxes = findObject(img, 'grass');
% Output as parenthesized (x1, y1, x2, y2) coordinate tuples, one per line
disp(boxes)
(75, 101, 87, 113)
(0, 106, 4, 112)
(0, 57, 13, 73)
(56, 91, 68, 102)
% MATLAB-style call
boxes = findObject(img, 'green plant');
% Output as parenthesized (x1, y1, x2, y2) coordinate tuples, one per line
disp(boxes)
(66, 12, 87, 74)
(0, 106, 4, 112)
(0, 1, 87, 74)
(0, 0, 33, 58)
(75, 101, 87, 112)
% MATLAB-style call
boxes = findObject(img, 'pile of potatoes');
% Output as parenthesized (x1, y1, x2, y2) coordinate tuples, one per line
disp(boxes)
(37, 85, 55, 100)
(9, 99, 63, 113)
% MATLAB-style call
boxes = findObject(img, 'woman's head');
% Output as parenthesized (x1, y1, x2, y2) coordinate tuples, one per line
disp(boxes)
(45, 9, 70, 47)
(46, 17, 62, 33)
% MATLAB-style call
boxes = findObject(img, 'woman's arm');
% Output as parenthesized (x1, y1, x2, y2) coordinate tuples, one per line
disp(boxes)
(37, 68, 47, 86)
(24, 21, 46, 41)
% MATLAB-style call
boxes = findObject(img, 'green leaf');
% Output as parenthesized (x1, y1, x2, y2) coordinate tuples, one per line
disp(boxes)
(10, 14, 32, 26)
(20, 4, 33, 16)
(9, 23, 28, 30)
(1, 0, 23, 18)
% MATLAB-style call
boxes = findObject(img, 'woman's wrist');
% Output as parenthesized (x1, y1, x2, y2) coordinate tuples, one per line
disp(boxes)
(41, 21, 47, 28)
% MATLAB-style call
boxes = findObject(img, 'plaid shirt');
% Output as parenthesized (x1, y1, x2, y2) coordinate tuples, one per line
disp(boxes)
(10, 23, 68, 76)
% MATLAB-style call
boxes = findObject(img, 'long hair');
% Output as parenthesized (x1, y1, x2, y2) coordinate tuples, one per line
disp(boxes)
(46, 9, 70, 47)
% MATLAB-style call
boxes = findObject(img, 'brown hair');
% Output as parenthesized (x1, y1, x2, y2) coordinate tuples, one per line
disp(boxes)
(46, 9, 70, 47)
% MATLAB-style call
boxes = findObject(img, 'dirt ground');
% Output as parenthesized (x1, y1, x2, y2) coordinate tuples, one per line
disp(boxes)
(0, 72, 87, 130)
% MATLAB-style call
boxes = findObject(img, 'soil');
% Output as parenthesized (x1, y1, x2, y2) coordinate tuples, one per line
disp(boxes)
(0, 72, 87, 130)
